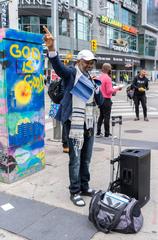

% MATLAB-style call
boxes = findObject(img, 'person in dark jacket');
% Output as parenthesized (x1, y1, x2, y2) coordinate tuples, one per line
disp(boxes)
(132, 69, 149, 121)
(43, 26, 103, 207)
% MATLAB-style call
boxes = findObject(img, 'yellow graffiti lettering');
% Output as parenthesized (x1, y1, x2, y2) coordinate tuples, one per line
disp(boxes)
(22, 46, 31, 59)
(24, 75, 32, 82)
(10, 44, 41, 61)
(32, 48, 40, 60)
(22, 74, 44, 93)
(22, 60, 35, 73)
(33, 76, 38, 88)
(38, 74, 44, 93)
(10, 44, 21, 58)
(31, 76, 37, 88)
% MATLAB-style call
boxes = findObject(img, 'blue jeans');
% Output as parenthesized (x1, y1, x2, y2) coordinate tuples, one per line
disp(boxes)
(66, 121, 94, 194)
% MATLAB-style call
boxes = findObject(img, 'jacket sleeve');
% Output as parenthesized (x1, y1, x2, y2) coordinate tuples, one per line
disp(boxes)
(48, 53, 73, 81)
(131, 76, 138, 90)
(145, 78, 149, 90)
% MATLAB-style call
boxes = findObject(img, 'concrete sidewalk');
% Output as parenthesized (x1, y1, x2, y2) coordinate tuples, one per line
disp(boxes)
(0, 117, 157, 239)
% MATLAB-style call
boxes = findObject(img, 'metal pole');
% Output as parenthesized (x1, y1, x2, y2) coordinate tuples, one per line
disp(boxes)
(51, 0, 61, 141)
(51, 0, 59, 51)
(8, 0, 18, 29)
(154, 41, 157, 71)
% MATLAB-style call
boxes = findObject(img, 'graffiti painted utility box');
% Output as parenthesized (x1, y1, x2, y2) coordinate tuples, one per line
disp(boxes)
(0, 28, 45, 183)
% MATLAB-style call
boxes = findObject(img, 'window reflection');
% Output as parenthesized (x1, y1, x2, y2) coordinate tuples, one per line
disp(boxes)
(19, 16, 51, 34)
(138, 34, 156, 57)
(77, 13, 89, 40)
(59, 18, 70, 37)
(74, 0, 90, 10)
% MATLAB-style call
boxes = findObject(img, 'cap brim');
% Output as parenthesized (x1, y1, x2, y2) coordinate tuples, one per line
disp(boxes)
(82, 57, 97, 61)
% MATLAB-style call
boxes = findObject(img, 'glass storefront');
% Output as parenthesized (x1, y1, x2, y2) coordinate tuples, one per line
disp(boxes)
(138, 34, 157, 57)
(107, 26, 137, 52)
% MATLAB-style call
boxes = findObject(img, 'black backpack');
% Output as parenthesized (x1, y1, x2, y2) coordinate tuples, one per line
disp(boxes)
(126, 85, 134, 99)
(48, 78, 64, 104)
(89, 190, 143, 234)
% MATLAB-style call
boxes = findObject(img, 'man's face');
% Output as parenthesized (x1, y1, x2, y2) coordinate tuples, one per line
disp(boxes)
(77, 59, 95, 73)
(140, 70, 146, 77)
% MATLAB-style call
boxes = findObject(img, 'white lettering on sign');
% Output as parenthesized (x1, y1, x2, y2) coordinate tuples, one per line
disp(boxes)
(113, 45, 129, 53)
(19, 0, 51, 6)
(113, 57, 123, 62)
(123, 0, 138, 14)
(58, 0, 69, 11)
(125, 58, 132, 62)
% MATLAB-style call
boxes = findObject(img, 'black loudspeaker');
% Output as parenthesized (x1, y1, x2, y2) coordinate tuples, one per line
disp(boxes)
(120, 149, 151, 207)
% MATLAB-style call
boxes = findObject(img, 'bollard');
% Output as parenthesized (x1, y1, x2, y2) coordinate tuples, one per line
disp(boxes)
(52, 119, 61, 141)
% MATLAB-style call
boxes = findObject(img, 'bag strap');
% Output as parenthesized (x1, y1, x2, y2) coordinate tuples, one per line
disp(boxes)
(89, 190, 103, 222)
(93, 201, 127, 233)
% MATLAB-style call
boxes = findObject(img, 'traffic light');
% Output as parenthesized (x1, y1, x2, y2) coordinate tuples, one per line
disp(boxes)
(91, 39, 97, 52)
(66, 52, 73, 60)
(64, 59, 69, 65)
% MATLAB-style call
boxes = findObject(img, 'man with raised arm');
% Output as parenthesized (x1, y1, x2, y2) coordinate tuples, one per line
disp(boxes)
(43, 26, 103, 207)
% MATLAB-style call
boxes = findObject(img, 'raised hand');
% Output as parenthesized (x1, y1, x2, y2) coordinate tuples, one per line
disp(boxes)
(43, 25, 55, 51)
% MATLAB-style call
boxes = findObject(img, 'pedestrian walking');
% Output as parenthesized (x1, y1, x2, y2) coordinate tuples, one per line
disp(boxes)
(96, 63, 122, 138)
(43, 26, 103, 207)
(132, 69, 149, 121)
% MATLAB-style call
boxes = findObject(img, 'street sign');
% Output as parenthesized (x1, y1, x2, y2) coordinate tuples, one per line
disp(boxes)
(0, 1, 9, 28)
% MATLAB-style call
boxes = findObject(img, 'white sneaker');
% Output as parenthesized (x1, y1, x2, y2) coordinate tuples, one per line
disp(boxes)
(96, 133, 103, 138)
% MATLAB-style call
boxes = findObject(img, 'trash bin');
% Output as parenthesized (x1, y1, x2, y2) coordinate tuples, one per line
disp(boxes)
(0, 28, 45, 183)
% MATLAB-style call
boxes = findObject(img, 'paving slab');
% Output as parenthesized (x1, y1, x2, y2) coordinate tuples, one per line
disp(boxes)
(21, 208, 97, 240)
(0, 192, 96, 240)
(0, 192, 53, 233)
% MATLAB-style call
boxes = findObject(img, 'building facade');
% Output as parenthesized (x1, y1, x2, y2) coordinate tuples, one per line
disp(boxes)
(138, 0, 158, 80)
(1, 0, 157, 81)
(90, 0, 140, 82)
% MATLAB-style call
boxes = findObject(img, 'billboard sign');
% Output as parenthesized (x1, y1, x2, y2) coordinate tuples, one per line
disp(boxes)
(100, 16, 138, 35)
(18, 0, 51, 6)
(147, 0, 158, 29)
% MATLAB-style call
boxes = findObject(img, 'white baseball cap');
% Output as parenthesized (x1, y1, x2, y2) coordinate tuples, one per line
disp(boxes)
(77, 49, 97, 61)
